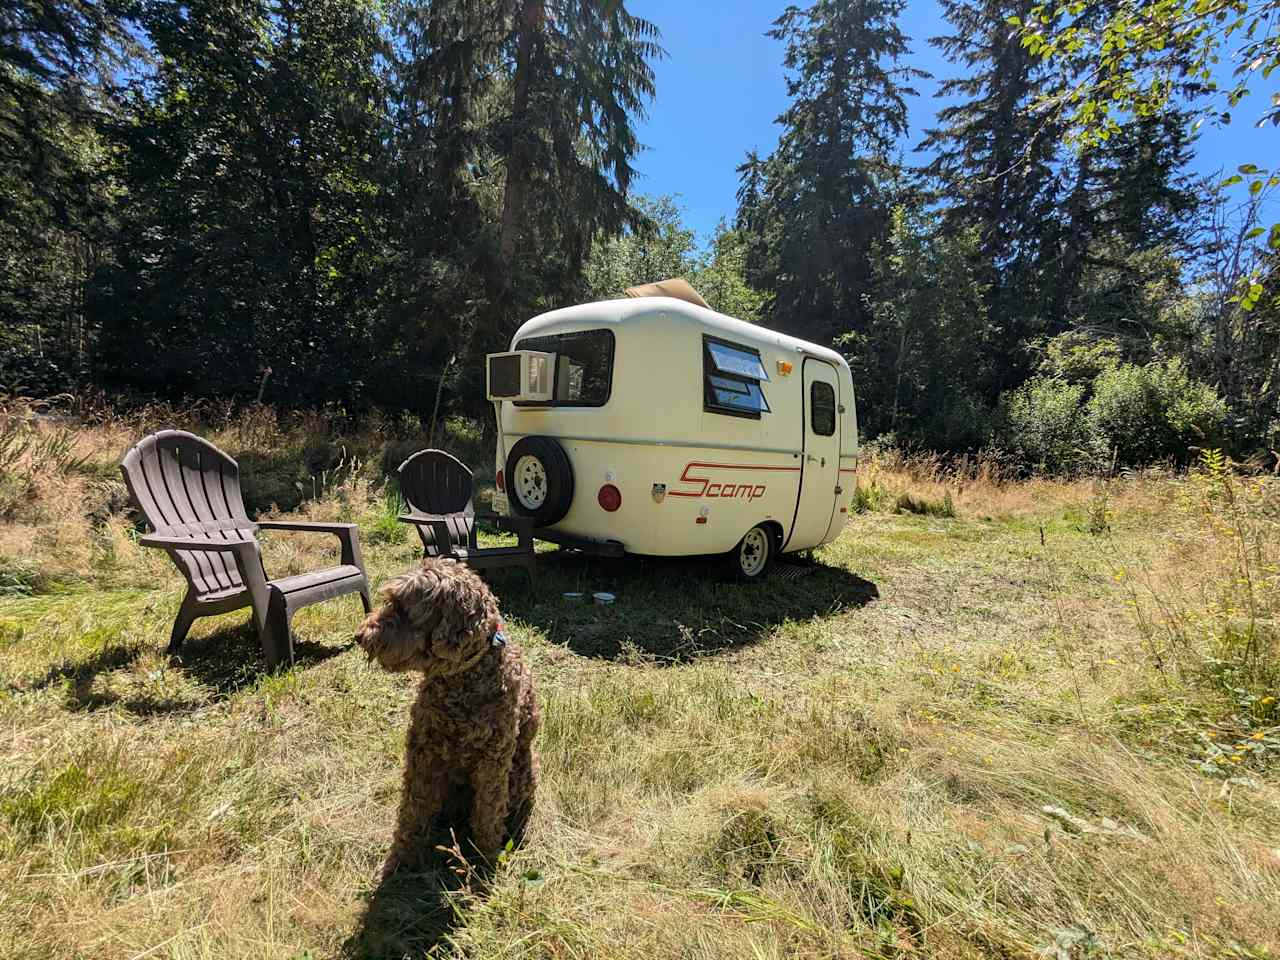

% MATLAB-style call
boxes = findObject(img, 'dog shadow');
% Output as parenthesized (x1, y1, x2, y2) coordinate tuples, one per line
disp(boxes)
(500, 551, 879, 662)
(19, 619, 346, 715)
(345, 811, 504, 959)
(344, 865, 461, 960)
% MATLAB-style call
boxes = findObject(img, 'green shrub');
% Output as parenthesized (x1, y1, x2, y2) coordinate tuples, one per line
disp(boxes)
(997, 377, 1098, 474)
(894, 491, 955, 518)
(365, 485, 409, 545)
(1087, 359, 1226, 466)
(852, 476, 893, 513)
(0, 557, 44, 596)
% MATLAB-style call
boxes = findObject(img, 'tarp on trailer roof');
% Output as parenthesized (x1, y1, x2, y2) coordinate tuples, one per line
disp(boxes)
(624, 277, 710, 310)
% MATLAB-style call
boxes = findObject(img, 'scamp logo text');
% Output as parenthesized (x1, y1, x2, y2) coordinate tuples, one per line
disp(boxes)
(667, 461, 800, 503)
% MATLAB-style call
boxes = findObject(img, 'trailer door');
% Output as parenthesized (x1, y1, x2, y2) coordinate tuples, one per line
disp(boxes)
(787, 360, 841, 551)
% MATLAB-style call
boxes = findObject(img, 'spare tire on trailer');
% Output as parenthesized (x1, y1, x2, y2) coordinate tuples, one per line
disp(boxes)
(505, 436, 574, 526)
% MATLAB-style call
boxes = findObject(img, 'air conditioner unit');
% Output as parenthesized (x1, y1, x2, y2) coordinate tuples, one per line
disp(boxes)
(486, 350, 556, 402)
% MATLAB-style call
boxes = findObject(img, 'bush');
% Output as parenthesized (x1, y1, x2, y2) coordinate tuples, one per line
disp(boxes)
(1087, 359, 1226, 467)
(998, 358, 1227, 473)
(997, 377, 1098, 474)
(0, 556, 46, 596)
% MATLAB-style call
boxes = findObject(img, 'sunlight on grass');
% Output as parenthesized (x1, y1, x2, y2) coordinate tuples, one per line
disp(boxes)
(0, 438, 1277, 958)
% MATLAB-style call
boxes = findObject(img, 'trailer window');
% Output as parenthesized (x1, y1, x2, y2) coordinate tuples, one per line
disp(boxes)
(811, 381, 836, 436)
(703, 336, 770, 418)
(512, 329, 614, 406)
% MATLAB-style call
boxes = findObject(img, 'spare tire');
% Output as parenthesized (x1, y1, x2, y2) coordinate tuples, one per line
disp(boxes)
(505, 436, 574, 526)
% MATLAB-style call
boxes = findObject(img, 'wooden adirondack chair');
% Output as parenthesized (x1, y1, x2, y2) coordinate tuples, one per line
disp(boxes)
(120, 430, 372, 668)
(397, 449, 536, 582)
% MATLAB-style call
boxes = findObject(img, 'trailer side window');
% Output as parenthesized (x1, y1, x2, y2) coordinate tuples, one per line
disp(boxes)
(512, 329, 614, 407)
(811, 381, 836, 436)
(703, 336, 770, 418)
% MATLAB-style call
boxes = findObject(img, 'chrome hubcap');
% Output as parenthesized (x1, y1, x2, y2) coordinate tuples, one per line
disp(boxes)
(514, 455, 548, 509)
(740, 527, 769, 577)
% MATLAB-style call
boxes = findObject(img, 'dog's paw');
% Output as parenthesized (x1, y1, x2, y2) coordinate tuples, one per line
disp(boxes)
(378, 852, 402, 882)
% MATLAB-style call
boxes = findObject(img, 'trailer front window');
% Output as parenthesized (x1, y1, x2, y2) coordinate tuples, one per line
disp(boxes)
(703, 336, 771, 419)
(512, 329, 614, 407)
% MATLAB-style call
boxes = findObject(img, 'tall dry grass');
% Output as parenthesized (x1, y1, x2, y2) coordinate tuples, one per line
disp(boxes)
(1, 407, 1279, 958)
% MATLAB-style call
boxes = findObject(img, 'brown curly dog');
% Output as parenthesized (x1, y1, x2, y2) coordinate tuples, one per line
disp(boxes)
(355, 558, 539, 875)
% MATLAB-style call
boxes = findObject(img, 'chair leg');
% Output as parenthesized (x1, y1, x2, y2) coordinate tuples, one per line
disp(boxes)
(259, 587, 294, 671)
(168, 596, 199, 654)
(359, 587, 372, 615)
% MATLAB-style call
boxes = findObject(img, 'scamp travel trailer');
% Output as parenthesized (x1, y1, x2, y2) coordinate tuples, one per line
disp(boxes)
(486, 280, 858, 579)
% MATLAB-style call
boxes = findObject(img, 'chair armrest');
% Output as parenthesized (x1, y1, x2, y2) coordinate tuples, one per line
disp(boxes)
(256, 521, 358, 533)
(139, 535, 257, 553)
(395, 514, 459, 558)
(255, 520, 364, 568)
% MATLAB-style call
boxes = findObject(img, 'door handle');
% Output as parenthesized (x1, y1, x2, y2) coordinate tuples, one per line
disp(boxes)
(806, 455, 826, 467)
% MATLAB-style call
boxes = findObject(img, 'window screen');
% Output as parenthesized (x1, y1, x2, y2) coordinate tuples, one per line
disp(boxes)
(703, 335, 770, 418)
(513, 329, 614, 406)
(811, 381, 836, 436)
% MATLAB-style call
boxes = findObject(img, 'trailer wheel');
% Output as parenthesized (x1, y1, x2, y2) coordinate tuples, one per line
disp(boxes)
(727, 523, 775, 582)
(505, 436, 574, 525)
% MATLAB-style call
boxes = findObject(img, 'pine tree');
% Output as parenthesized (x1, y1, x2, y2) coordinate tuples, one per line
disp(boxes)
(919, 0, 1062, 392)
(493, 0, 661, 337)
(738, 0, 923, 346)
(0, 0, 137, 392)
(380, 0, 661, 417)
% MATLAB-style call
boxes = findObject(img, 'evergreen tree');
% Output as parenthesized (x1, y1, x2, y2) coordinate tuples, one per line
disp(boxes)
(851, 205, 994, 448)
(0, 0, 137, 392)
(493, 0, 661, 338)
(379, 0, 661, 416)
(742, 0, 922, 347)
(93, 0, 388, 403)
(919, 0, 1062, 392)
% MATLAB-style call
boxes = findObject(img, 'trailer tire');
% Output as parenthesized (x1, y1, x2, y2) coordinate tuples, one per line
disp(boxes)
(726, 523, 776, 582)
(505, 436, 574, 526)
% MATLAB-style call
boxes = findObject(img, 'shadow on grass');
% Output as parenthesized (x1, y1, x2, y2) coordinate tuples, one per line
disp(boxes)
(19, 618, 346, 715)
(495, 551, 879, 662)
(344, 866, 461, 960)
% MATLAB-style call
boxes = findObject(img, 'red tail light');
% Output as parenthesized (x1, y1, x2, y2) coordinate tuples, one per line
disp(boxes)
(597, 484, 622, 512)
(496, 469, 505, 492)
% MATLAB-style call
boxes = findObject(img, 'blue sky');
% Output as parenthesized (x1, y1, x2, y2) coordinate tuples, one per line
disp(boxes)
(628, 0, 1280, 244)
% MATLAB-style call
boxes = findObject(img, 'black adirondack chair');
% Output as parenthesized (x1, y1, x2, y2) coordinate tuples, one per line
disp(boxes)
(397, 449, 536, 581)
(120, 430, 371, 668)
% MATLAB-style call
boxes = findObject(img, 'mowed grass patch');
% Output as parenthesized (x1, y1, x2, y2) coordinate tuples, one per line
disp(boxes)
(1, 459, 1278, 958)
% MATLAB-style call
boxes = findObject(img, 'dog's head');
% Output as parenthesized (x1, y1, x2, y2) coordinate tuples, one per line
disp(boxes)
(355, 558, 501, 676)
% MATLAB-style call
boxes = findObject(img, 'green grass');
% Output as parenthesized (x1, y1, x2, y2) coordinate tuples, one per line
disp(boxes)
(1, 494, 1278, 959)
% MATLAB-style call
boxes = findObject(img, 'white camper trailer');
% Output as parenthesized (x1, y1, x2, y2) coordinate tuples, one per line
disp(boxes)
(486, 284, 858, 579)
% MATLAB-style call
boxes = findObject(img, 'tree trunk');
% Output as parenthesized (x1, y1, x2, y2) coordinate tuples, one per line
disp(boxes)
(499, 0, 544, 269)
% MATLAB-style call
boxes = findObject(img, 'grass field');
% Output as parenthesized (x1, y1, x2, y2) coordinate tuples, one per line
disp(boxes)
(1, 409, 1278, 959)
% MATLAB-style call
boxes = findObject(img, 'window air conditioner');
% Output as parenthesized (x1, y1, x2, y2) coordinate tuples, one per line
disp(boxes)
(486, 351, 556, 402)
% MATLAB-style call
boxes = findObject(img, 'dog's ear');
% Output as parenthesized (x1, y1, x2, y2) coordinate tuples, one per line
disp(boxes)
(355, 567, 440, 671)
(417, 560, 501, 670)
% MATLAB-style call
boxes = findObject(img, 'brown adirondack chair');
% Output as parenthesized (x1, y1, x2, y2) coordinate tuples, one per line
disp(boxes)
(120, 430, 371, 668)
(397, 449, 536, 582)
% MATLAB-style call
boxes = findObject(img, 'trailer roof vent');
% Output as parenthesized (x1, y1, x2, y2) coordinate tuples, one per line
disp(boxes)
(624, 277, 710, 310)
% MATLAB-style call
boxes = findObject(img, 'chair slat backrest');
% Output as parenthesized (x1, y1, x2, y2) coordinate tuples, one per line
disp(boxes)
(120, 431, 256, 598)
(398, 449, 475, 552)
